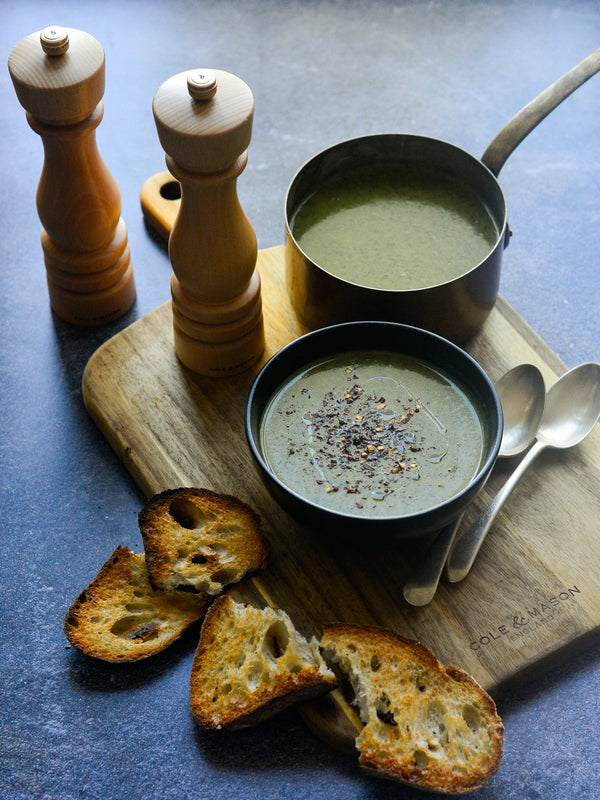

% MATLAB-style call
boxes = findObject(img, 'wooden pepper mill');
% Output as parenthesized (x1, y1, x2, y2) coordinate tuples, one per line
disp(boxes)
(8, 25, 136, 325)
(152, 68, 264, 376)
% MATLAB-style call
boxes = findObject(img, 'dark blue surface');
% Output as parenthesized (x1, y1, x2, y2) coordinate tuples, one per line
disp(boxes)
(2, 2, 600, 798)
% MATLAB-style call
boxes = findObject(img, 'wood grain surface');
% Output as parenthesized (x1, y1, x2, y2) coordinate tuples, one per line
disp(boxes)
(83, 235, 600, 750)
(8, 28, 136, 326)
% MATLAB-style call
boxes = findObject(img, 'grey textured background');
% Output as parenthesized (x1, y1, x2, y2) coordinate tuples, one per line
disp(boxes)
(2, 2, 599, 798)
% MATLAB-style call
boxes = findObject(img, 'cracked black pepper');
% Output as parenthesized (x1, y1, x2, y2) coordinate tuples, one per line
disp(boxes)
(260, 351, 485, 517)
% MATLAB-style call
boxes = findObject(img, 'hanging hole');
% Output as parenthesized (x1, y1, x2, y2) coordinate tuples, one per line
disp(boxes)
(160, 180, 181, 201)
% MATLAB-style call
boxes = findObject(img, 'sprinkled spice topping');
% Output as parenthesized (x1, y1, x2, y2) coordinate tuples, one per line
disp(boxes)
(292, 373, 427, 502)
(260, 351, 485, 517)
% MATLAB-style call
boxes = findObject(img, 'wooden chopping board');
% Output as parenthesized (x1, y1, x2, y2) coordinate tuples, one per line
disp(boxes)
(81, 174, 600, 749)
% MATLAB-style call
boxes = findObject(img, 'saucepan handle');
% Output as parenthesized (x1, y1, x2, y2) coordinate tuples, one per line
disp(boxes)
(481, 46, 600, 177)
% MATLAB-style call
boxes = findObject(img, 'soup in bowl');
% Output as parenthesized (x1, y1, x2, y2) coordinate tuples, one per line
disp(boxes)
(246, 322, 502, 541)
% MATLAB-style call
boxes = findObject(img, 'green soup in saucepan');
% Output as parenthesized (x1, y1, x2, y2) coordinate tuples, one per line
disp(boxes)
(290, 163, 500, 290)
(260, 351, 485, 518)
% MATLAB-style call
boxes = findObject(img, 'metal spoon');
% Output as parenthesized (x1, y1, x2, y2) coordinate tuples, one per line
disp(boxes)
(446, 362, 600, 584)
(403, 363, 546, 606)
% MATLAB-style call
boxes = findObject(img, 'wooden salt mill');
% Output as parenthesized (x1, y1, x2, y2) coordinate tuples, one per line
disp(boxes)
(152, 68, 264, 376)
(8, 26, 136, 325)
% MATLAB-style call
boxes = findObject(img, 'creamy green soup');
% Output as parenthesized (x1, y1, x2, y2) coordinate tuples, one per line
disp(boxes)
(260, 351, 485, 518)
(291, 163, 500, 290)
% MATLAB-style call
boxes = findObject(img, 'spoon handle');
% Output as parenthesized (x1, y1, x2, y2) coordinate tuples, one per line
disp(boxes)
(403, 514, 463, 606)
(446, 440, 546, 583)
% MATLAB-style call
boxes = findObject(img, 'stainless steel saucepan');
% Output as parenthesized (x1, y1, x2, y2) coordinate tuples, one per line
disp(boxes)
(285, 48, 600, 343)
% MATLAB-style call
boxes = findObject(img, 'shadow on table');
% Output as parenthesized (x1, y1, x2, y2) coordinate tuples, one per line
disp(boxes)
(64, 618, 202, 692)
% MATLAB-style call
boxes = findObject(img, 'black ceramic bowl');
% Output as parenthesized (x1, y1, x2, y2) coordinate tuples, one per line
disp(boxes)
(246, 322, 503, 541)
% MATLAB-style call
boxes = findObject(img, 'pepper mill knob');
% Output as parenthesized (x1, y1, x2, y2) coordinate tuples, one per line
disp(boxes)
(39, 26, 70, 57)
(8, 26, 136, 325)
(152, 68, 264, 376)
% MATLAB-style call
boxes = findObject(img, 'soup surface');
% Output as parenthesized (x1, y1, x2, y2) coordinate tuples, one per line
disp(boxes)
(291, 163, 500, 290)
(260, 351, 485, 518)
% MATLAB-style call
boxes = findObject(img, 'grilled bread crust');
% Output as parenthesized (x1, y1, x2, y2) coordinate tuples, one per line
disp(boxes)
(138, 488, 268, 595)
(189, 595, 337, 730)
(321, 623, 504, 794)
(63, 546, 209, 662)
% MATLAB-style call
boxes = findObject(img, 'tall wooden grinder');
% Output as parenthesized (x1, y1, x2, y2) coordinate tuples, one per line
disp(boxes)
(8, 25, 136, 325)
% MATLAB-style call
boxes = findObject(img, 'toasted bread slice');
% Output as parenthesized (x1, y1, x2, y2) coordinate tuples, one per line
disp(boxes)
(138, 488, 268, 595)
(189, 596, 337, 729)
(63, 546, 209, 662)
(321, 623, 504, 794)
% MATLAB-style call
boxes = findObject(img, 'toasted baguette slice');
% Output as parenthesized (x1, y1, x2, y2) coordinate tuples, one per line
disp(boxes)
(321, 624, 504, 794)
(138, 488, 268, 595)
(63, 546, 209, 662)
(189, 596, 337, 729)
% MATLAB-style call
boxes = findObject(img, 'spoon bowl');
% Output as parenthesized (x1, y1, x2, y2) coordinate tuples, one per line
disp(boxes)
(499, 365, 547, 456)
(537, 364, 600, 447)
(446, 361, 600, 583)
(403, 363, 545, 606)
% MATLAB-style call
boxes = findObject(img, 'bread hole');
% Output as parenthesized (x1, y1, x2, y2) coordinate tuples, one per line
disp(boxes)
(370, 653, 381, 672)
(376, 708, 397, 726)
(132, 588, 146, 598)
(426, 700, 449, 746)
(125, 602, 154, 613)
(176, 583, 198, 593)
(208, 543, 229, 557)
(235, 651, 246, 668)
(287, 657, 305, 674)
(210, 567, 239, 586)
(176, 546, 190, 559)
(413, 749, 430, 768)
(375, 691, 397, 726)
(245, 661, 265, 692)
(191, 553, 209, 565)
(462, 703, 481, 734)
(262, 620, 290, 661)
(221, 682, 233, 696)
(214, 522, 242, 536)
(169, 498, 207, 530)
(110, 615, 161, 641)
